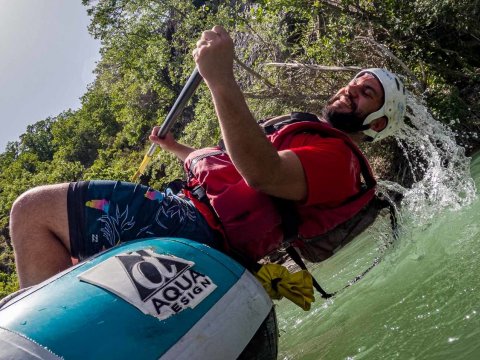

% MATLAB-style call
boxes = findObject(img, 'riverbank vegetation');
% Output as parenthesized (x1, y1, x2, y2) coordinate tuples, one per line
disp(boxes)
(1, 0, 479, 297)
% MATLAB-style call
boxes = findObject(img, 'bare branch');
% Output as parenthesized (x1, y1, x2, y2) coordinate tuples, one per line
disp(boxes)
(234, 55, 276, 88)
(263, 62, 361, 72)
(244, 91, 326, 102)
(471, 33, 480, 43)
(356, 36, 426, 91)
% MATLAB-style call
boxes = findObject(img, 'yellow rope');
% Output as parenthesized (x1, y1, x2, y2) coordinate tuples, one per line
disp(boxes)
(255, 263, 315, 311)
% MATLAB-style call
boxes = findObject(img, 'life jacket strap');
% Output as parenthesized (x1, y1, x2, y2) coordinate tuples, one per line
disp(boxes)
(262, 112, 320, 135)
(285, 246, 334, 299)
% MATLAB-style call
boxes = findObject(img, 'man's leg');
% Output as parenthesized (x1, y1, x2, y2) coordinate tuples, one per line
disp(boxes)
(10, 183, 72, 288)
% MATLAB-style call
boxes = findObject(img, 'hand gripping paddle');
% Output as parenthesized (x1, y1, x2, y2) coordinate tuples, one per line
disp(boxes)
(132, 68, 203, 182)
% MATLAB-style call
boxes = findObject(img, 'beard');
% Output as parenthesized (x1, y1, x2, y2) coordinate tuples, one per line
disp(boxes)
(323, 94, 369, 134)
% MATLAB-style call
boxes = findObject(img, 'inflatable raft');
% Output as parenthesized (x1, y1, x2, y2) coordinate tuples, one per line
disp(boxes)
(0, 237, 277, 359)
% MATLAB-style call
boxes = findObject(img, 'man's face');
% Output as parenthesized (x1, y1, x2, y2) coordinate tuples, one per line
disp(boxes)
(324, 73, 385, 133)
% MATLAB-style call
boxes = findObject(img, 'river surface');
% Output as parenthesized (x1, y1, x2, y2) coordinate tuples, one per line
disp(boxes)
(277, 97, 480, 360)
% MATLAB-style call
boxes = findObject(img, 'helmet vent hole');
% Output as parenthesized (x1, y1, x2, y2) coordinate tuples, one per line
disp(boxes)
(395, 78, 400, 90)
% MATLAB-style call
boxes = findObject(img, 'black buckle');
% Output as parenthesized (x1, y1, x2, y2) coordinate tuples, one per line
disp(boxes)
(191, 185, 208, 203)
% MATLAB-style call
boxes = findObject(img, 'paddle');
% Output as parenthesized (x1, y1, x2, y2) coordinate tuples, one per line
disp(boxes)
(131, 67, 203, 182)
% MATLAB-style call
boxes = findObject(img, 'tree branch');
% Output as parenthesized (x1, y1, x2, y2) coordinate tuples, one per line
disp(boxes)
(243, 91, 325, 102)
(263, 62, 361, 72)
(355, 36, 426, 91)
(234, 55, 276, 88)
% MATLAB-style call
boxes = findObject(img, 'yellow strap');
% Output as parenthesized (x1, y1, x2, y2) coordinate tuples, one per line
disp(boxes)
(255, 263, 315, 311)
(131, 153, 153, 182)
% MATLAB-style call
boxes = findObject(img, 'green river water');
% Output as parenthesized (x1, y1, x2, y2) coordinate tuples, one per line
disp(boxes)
(277, 97, 480, 360)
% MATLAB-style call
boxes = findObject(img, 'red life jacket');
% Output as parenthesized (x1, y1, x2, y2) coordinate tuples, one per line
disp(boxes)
(184, 114, 376, 261)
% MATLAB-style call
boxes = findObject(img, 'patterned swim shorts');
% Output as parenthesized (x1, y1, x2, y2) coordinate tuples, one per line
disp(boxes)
(67, 180, 219, 260)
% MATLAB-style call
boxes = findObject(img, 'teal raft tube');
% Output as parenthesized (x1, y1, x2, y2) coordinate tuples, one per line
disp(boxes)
(0, 238, 277, 359)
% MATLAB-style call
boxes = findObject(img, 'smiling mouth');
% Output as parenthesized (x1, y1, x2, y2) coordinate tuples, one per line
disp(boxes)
(333, 94, 356, 112)
(338, 96, 351, 108)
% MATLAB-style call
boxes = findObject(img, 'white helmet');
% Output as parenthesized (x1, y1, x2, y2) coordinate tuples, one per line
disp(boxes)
(354, 68, 406, 142)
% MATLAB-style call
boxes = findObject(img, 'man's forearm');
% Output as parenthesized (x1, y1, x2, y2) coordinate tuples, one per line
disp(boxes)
(149, 130, 195, 162)
(192, 25, 280, 187)
(166, 142, 196, 162)
(208, 80, 282, 188)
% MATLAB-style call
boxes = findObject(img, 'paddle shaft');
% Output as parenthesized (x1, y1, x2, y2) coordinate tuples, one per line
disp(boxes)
(132, 68, 203, 181)
(146, 67, 203, 156)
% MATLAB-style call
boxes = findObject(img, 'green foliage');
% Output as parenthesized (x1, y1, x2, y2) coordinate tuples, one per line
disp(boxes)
(1, 0, 479, 296)
(19, 118, 56, 162)
(0, 235, 17, 299)
(0, 272, 18, 300)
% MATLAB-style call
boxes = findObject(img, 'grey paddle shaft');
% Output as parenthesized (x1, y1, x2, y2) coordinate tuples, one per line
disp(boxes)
(147, 68, 203, 156)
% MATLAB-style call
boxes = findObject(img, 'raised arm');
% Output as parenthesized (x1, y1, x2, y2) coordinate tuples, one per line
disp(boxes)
(193, 26, 307, 201)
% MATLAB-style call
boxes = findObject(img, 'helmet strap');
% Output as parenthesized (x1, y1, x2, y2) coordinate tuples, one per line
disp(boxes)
(362, 106, 385, 140)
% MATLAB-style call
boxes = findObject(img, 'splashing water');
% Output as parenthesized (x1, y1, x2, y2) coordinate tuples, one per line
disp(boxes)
(382, 93, 476, 225)
(277, 94, 480, 359)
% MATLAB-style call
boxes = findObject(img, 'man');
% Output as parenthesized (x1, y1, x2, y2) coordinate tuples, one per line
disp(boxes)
(10, 26, 406, 288)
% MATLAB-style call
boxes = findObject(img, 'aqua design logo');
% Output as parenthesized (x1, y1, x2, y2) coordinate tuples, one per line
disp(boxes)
(78, 248, 217, 320)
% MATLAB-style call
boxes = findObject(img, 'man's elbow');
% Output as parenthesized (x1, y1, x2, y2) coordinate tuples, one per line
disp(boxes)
(244, 176, 266, 192)
(243, 170, 307, 201)
(243, 173, 281, 196)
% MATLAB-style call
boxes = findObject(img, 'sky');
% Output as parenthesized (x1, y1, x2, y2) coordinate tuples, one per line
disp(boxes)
(0, 0, 101, 152)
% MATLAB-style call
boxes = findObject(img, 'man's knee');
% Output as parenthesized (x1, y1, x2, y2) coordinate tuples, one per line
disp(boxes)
(12, 186, 55, 221)
(10, 183, 70, 241)
(11, 188, 39, 226)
